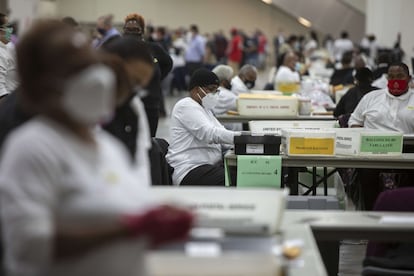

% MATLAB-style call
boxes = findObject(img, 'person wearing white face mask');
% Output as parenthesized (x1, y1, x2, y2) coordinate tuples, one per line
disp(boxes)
(0, 20, 193, 276)
(167, 68, 240, 186)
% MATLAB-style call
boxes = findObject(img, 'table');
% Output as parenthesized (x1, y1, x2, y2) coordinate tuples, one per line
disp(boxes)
(216, 114, 336, 124)
(225, 153, 414, 195)
(283, 210, 414, 275)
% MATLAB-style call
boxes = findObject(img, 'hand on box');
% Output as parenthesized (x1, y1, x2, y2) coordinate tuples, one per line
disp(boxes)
(122, 205, 194, 247)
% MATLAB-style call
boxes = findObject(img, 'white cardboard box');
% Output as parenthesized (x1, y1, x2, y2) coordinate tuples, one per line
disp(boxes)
(335, 129, 403, 156)
(281, 129, 336, 156)
(249, 120, 337, 135)
(237, 93, 298, 116)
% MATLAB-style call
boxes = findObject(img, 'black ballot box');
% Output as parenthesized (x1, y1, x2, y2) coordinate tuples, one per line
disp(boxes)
(234, 134, 281, 155)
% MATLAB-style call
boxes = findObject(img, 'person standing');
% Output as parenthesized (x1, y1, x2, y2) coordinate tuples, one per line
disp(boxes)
(120, 13, 172, 137)
(184, 24, 205, 77)
(226, 28, 243, 74)
(93, 14, 121, 48)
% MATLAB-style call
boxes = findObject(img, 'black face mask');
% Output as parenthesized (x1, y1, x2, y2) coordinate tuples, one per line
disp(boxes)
(97, 28, 107, 36)
(123, 32, 143, 40)
(223, 80, 232, 90)
(244, 80, 255, 89)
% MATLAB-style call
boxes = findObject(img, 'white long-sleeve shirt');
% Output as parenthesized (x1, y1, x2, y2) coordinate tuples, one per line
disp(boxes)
(349, 89, 414, 134)
(0, 117, 155, 276)
(0, 42, 18, 96)
(166, 97, 237, 185)
(231, 75, 249, 94)
(212, 86, 237, 115)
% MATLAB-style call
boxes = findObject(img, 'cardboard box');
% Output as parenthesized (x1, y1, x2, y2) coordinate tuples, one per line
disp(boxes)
(281, 129, 336, 156)
(237, 93, 298, 116)
(249, 120, 337, 135)
(234, 134, 281, 155)
(335, 129, 403, 156)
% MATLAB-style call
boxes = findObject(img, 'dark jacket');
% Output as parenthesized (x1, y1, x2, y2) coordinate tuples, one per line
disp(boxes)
(334, 84, 378, 118)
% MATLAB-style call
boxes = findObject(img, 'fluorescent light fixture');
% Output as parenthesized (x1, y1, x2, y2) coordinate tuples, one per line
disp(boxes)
(297, 16, 312, 28)
(262, 0, 272, 4)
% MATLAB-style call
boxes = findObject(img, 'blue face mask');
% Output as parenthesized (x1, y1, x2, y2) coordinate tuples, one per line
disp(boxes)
(295, 62, 301, 72)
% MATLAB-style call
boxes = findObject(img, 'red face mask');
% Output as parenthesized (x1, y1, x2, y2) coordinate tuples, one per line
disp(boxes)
(388, 79, 409, 96)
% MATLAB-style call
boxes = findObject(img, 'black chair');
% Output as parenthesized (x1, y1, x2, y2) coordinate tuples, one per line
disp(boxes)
(362, 188, 414, 275)
(150, 138, 173, 186)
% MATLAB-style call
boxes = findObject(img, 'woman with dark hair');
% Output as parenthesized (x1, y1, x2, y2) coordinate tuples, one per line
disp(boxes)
(334, 67, 378, 127)
(0, 20, 192, 276)
(121, 13, 173, 136)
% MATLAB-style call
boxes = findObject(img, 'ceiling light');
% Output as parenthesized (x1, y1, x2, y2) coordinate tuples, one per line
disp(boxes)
(298, 16, 312, 28)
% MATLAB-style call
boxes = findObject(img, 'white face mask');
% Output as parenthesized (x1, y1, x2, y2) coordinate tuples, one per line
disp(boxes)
(62, 64, 116, 125)
(198, 87, 219, 110)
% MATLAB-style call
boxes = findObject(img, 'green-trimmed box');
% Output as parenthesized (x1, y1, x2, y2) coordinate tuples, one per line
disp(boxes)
(335, 129, 403, 156)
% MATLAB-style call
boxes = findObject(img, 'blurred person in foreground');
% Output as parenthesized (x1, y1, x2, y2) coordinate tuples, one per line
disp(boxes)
(122, 13, 172, 136)
(167, 68, 240, 186)
(0, 20, 192, 276)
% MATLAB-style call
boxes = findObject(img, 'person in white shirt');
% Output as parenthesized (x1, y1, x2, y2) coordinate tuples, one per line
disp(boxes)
(230, 64, 257, 94)
(348, 62, 414, 210)
(0, 13, 18, 99)
(0, 20, 192, 276)
(212, 65, 241, 131)
(167, 68, 240, 186)
(212, 65, 236, 115)
(333, 31, 354, 62)
(349, 62, 414, 133)
(274, 51, 300, 91)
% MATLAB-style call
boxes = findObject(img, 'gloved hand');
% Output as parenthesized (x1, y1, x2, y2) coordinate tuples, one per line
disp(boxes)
(122, 205, 194, 247)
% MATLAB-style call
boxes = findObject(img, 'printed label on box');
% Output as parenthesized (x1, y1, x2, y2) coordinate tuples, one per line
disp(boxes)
(289, 137, 335, 155)
(237, 155, 281, 188)
(360, 136, 402, 153)
(246, 144, 264, 154)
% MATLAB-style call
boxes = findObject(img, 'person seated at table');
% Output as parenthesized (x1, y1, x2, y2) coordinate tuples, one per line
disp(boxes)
(274, 51, 300, 93)
(348, 62, 414, 210)
(211, 64, 242, 131)
(230, 64, 257, 94)
(0, 20, 193, 276)
(211, 64, 237, 115)
(167, 68, 240, 186)
(334, 67, 379, 127)
(329, 50, 354, 86)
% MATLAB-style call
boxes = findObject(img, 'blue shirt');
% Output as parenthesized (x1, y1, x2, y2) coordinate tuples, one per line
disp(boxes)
(185, 34, 205, 63)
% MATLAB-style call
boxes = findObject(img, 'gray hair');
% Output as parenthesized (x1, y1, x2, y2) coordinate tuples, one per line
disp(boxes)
(212, 65, 234, 81)
(239, 64, 258, 76)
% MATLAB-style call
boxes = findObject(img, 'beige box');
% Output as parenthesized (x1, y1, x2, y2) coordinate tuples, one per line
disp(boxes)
(281, 129, 336, 156)
(237, 93, 298, 116)
(335, 129, 403, 156)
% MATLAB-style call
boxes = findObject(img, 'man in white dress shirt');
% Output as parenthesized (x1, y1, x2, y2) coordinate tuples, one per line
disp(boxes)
(230, 64, 257, 94)
(167, 68, 239, 186)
